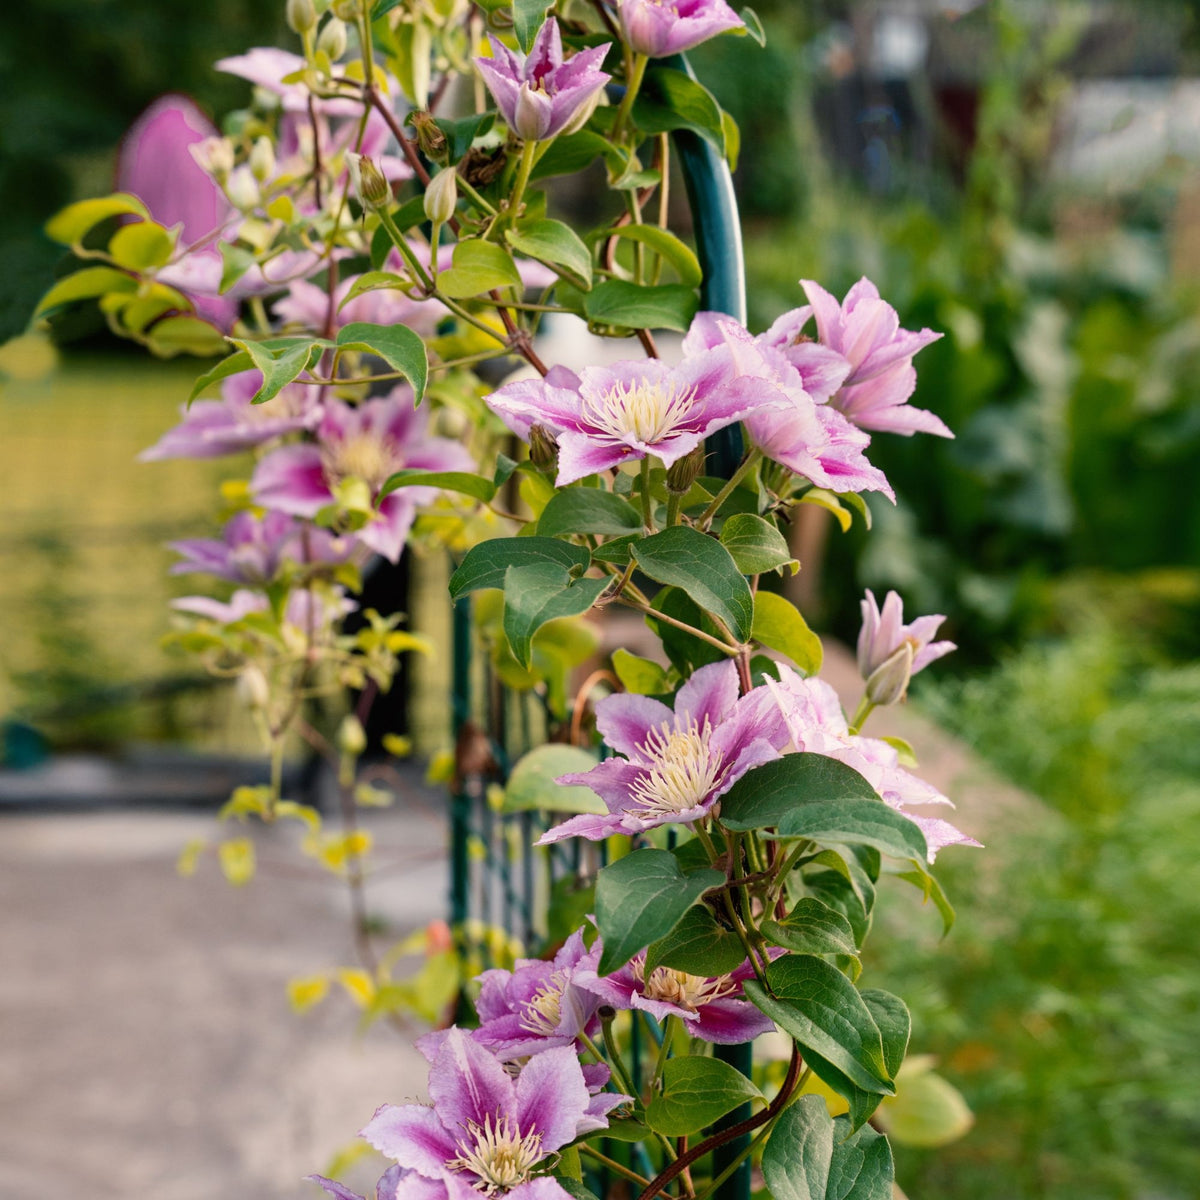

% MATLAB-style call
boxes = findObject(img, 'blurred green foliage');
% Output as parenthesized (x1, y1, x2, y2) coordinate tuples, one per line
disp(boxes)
(869, 610, 1200, 1198)
(1, 0, 286, 342)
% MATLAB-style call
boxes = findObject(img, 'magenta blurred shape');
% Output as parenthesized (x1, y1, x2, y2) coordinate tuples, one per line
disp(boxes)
(116, 94, 228, 244)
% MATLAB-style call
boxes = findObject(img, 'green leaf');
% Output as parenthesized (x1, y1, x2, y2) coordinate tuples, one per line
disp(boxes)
(632, 67, 726, 153)
(595, 848, 723, 975)
(644, 904, 748, 977)
(599, 224, 701, 289)
(449, 538, 590, 598)
(719, 755, 880, 832)
(896, 867, 956, 935)
(827, 1118, 894, 1200)
(720, 513, 797, 575)
(437, 239, 522, 298)
(538, 489, 642, 539)
(592, 532, 640, 565)
(502, 744, 604, 814)
(508, 219, 594, 289)
(433, 112, 494, 162)
(219, 243, 258, 293)
(611, 648, 670, 696)
(632, 526, 752, 642)
(739, 6, 767, 47)
(109, 220, 174, 270)
(231, 337, 317, 403)
(580, 1119, 652, 1144)
(512, 0, 552, 51)
(188, 349, 254, 402)
(531, 131, 619, 181)
(503, 564, 607, 666)
(339, 270, 410, 308)
(760, 898, 860, 959)
(799, 488, 852, 532)
(722, 109, 741, 172)
(761, 1095, 835, 1200)
(775, 799, 928, 865)
(145, 315, 228, 358)
(645, 1057, 763, 1137)
(743, 955, 892, 1096)
(44, 193, 149, 245)
(875, 1058, 973, 1149)
(583, 280, 698, 332)
(646, 586, 726, 675)
(379, 469, 497, 503)
(336, 321, 429, 403)
(35, 266, 137, 316)
(752, 591, 823, 674)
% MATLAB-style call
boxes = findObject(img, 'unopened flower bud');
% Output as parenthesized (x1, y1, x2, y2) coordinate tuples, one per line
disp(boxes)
(286, 0, 318, 35)
(225, 164, 261, 211)
(236, 665, 271, 711)
(249, 136, 276, 183)
(408, 110, 448, 162)
(189, 136, 235, 181)
(347, 152, 390, 209)
(331, 0, 361, 19)
(317, 16, 348, 60)
(666, 445, 706, 494)
(864, 642, 914, 707)
(338, 713, 368, 757)
(423, 168, 458, 226)
(528, 423, 559, 472)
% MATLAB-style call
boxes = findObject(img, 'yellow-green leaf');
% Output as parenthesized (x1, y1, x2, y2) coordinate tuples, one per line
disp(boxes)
(288, 974, 331, 1013)
(218, 837, 256, 886)
(109, 220, 174, 270)
(34, 266, 137, 317)
(44, 193, 150, 245)
(752, 591, 823, 675)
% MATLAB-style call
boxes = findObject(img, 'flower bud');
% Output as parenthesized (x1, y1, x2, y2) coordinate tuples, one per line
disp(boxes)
(189, 136, 235, 181)
(408, 110, 448, 163)
(528, 423, 559, 473)
(513, 82, 550, 142)
(249, 136, 276, 183)
(423, 168, 458, 226)
(224, 164, 261, 211)
(338, 713, 368, 757)
(236, 665, 271, 711)
(317, 16, 348, 60)
(666, 445, 706, 494)
(286, 0, 318, 35)
(331, 0, 361, 19)
(347, 152, 390, 209)
(864, 642, 914, 707)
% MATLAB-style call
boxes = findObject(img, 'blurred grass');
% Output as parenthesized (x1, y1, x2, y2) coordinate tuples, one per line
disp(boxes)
(866, 619, 1200, 1198)
(1, 355, 242, 747)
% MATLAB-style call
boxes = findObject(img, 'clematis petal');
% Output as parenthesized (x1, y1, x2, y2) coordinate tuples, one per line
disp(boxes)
(360, 1104, 458, 1177)
(428, 1027, 518, 1132)
(515, 1045, 592, 1150)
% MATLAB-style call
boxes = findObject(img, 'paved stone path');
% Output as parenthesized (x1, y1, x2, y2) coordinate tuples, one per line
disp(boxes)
(0, 642, 1032, 1200)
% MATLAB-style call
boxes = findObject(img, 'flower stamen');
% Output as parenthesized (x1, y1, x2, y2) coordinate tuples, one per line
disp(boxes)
(449, 1114, 545, 1195)
(627, 717, 724, 819)
(581, 379, 699, 446)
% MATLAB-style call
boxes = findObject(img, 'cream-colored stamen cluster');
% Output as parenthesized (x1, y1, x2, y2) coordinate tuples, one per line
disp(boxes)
(449, 1114, 545, 1195)
(322, 433, 399, 491)
(628, 717, 725, 819)
(582, 378, 699, 445)
(520, 970, 567, 1036)
(631, 956, 738, 1013)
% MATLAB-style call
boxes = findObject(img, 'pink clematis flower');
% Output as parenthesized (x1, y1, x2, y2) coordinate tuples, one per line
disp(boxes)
(767, 665, 980, 861)
(168, 510, 355, 585)
(857, 588, 955, 706)
(140, 370, 320, 462)
(774, 279, 951, 438)
(361, 1027, 622, 1200)
(171, 585, 356, 630)
(576, 950, 775, 1044)
(681, 312, 893, 500)
(476, 20, 612, 142)
(486, 346, 783, 487)
(617, 0, 745, 57)
(116, 95, 237, 328)
(539, 660, 789, 843)
(250, 388, 474, 563)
